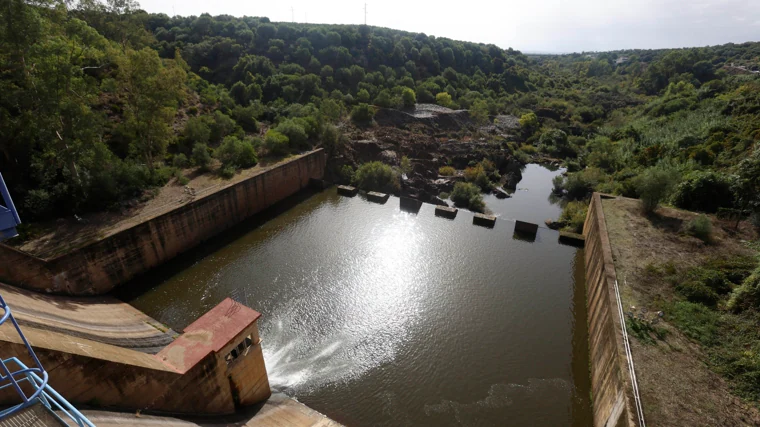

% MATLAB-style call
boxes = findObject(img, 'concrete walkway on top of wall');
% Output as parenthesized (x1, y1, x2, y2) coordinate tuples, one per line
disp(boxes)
(73, 394, 343, 427)
(0, 282, 175, 353)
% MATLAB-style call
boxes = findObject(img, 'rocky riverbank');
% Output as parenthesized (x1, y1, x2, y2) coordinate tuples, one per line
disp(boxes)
(330, 105, 524, 206)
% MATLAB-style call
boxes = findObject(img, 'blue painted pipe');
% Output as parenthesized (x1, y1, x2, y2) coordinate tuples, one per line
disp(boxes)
(0, 172, 20, 241)
(0, 172, 20, 225)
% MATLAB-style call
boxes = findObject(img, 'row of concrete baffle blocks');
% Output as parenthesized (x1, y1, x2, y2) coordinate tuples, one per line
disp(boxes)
(335, 185, 584, 246)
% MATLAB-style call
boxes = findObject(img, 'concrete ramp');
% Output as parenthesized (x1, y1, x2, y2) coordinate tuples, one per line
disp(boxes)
(72, 394, 342, 426)
(0, 283, 175, 353)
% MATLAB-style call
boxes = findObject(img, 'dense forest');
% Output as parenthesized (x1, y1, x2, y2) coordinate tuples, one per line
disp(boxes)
(1, 0, 759, 229)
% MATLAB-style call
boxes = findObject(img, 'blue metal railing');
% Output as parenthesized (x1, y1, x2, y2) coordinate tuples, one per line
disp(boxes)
(0, 295, 95, 425)
(0, 172, 21, 241)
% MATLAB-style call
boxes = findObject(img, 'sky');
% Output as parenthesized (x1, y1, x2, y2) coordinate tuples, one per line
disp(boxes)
(138, 0, 760, 53)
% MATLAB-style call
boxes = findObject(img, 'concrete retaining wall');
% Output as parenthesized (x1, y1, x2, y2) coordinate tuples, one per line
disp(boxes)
(0, 150, 326, 296)
(583, 193, 638, 427)
(0, 299, 270, 415)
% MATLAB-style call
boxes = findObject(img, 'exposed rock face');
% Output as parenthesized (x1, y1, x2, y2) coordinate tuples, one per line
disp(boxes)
(329, 105, 525, 206)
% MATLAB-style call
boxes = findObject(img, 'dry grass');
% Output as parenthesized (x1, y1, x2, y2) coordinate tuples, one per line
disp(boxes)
(602, 197, 760, 426)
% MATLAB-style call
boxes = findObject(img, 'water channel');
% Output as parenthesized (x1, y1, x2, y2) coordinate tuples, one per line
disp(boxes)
(122, 164, 592, 426)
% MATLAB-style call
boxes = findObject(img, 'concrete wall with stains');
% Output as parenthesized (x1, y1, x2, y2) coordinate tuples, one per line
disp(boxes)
(583, 193, 638, 427)
(0, 150, 326, 296)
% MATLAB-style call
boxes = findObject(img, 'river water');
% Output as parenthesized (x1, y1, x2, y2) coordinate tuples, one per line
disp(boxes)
(123, 164, 591, 426)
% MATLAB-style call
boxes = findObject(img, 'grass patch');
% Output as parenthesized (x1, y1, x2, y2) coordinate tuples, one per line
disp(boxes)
(627, 316, 669, 345)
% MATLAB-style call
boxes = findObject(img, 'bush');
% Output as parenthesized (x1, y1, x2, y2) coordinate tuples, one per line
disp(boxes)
(264, 130, 290, 156)
(687, 214, 713, 243)
(439, 166, 456, 176)
(728, 266, 760, 312)
(274, 119, 309, 150)
(192, 143, 212, 170)
(338, 165, 355, 184)
(563, 168, 605, 200)
(353, 161, 400, 193)
(560, 201, 588, 233)
(451, 182, 485, 212)
(350, 103, 375, 125)
(219, 165, 236, 179)
(676, 280, 719, 306)
(672, 171, 734, 213)
(172, 153, 189, 168)
(552, 175, 565, 194)
(215, 136, 258, 169)
(633, 166, 679, 213)
(401, 87, 416, 108)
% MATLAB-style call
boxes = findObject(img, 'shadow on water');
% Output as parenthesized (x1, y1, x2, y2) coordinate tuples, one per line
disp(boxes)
(113, 187, 323, 303)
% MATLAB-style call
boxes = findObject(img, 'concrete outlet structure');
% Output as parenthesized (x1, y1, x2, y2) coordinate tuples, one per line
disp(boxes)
(399, 197, 423, 214)
(337, 185, 358, 196)
(473, 213, 496, 228)
(434, 205, 458, 219)
(0, 298, 270, 415)
(366, 191, 390, 204)
(514, 220, 539, 236)
(558, 231, 585, 247)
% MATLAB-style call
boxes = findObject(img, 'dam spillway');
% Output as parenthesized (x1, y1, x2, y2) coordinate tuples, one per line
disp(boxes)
(122, 164, 592, 426)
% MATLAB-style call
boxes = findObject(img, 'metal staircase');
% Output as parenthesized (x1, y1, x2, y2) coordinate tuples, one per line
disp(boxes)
(0, 295, 95, 426)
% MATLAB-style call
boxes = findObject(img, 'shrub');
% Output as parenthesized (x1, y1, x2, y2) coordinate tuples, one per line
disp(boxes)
(172, 153, 189, 168)
(191, 143, 212, 169)
(439, 166, 456, 176)
(215, 136, 258, 169)
(672, 171, 734, 213)
(676, 280, 719, 306)
(219, 165, 236, 179)
(519, 144, 537, 154)
(560, 201, 588, 233)
(401, 87, 416, 108)
(338, 165, 355, 184)
(435, 92, 453, 108)
(687, 214, 713, 243)
(350, 103, 375, 125)
(451, 182, 485, 212)
(552, 175, 565, 194)
(728, 266, 760, 312)
(668, 301, 720, 346)
(439, 192, 450, 200)
(264, 130, 290, 156)
(539, 129, 576, 158)
(563, 168, 605, 200)
(274, 119, 309, 150)
(633, 166, 679, 213)
(687, 267, 731, 294)
(353, 161, 400, 193)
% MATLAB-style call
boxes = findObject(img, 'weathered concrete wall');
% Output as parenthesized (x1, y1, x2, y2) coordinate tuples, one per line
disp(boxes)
(0, 150, 326, 296)
(0, 299, 270, 415)
(583, 193, 638, 427)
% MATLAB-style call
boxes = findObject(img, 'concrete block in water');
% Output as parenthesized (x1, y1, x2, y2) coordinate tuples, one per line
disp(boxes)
(473, 213, 496, 228)
(337, 185, 358, 196)
(558, 231, 585, 247)
(514, 220, 539, 236)
(367, 191, 390, 204)
(513, 220, 539, 242)
(399, 197, 422, 213)
(435, 205, 458, 219)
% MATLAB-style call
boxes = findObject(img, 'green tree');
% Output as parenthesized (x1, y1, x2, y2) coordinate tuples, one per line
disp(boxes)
(353, 161, 400, 193)
(634, 166, 679, 213)
(117, 48, 186, 170)
(350, 103, 375, 125)
(215, 136, 257, 169)
(469, 100, 489, 125)
(436, 92, 453, 108)
(401, 87, 416, 108)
